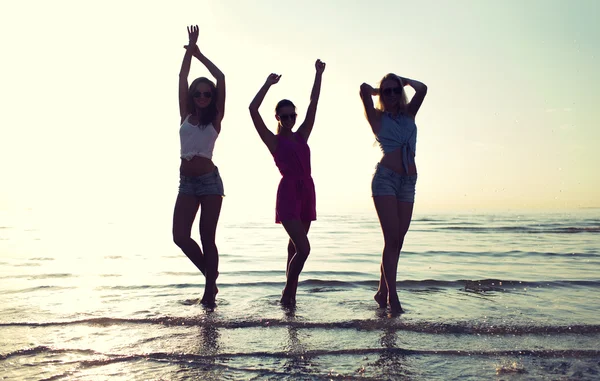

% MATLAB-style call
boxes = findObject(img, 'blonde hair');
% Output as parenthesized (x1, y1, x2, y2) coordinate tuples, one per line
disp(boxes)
(376, 73, 408, 112)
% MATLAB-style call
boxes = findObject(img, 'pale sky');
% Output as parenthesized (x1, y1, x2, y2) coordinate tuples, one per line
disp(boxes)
(1, 0, 598, 224)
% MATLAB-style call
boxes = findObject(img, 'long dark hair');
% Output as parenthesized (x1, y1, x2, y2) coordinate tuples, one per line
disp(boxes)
(275, 99, 296, 134)
(187, 77, 218, 126)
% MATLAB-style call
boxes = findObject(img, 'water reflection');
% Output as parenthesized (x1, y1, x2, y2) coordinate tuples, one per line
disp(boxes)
(281, 308, 316, 376)
(199, 322, 220, 356)
(181, 311, 222, 380)
(369, 325, 414, 380)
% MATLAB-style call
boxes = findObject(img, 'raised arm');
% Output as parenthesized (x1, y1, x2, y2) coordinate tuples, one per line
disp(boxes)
(179, 26, 198, 122)
(297, 59, 326, 141)
(359, 83, 382, 135)
(249, 74, 280, 155)
(191, 45, 226, 122)
(398, 75, 427, 118)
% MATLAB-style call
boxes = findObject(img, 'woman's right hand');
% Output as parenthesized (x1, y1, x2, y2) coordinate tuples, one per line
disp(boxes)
(187, 25, 199, 46)
(265, 73, 281, 86)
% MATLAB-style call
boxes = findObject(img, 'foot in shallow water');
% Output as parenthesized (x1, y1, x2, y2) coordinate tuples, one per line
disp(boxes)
(388, 299, 404, 315)
(280, 288, 296, 307)
(200, 285, 218, 307)
(374, 291, 388, 309)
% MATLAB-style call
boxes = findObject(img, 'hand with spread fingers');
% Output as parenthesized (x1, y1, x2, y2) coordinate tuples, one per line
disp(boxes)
(187, 25, 199, 47)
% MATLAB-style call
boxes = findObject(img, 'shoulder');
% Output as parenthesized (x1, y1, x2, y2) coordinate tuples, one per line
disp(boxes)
(209, 119, 221, 134)
(402, 112, 416, 122)
(180, 114, 192, 126)
(399, 111, 417, 126)
(293, 131, 306, 141)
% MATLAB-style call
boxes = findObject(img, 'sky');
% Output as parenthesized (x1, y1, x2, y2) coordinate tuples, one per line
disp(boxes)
(0, 0, 598, 225)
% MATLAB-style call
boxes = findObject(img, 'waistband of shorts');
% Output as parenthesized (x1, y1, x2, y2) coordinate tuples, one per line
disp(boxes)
(179, 167, 220, 181)
(375, 163, 417, 178)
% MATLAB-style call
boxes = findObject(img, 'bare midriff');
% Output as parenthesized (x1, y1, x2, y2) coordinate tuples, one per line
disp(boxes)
(379, 148, 417, 175)
(179, 156, 216, 177)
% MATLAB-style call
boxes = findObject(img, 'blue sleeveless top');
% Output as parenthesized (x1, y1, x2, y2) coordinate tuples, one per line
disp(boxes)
(376, 112, 417, 173)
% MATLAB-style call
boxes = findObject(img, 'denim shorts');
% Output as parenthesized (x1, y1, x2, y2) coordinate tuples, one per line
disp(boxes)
(371, 163, 417, 202)
(178, 167, 225, 197)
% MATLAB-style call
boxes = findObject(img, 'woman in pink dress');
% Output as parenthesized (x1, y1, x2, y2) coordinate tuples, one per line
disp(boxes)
(249, 59, 326, 306)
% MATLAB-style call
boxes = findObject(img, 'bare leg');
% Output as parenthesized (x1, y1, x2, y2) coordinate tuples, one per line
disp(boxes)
(199, 195, 223, 307)
(286, 239, 295, 277)
(375, 263, 387, 308)
(286, 221, 311, 277)
(374, 196, 403, 313)
(280, 220, 311, 305)
(173, 194, 204, 275)
(393, 201, 414, 310)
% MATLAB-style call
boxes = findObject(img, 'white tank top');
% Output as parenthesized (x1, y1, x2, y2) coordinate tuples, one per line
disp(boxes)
(179, 115, 218, 160)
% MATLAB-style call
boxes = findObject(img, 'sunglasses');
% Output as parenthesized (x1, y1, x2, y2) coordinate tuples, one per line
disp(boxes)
(193, 91, 212, 98)
(381, 87, 403, 97)
(279, 113, 297, 121)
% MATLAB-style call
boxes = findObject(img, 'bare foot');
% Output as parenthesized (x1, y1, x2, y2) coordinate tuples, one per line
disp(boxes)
(200, 285, 218, 307)
(280, 288, 296, 306)
(374, 291, 387, 309)
(200, 297, 215, 308)
(389, 297, 404, 314)
(280, 297, 296, 307)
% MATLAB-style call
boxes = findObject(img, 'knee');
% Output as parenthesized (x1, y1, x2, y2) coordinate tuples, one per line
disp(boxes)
(383, 236, 401, 253)
(287, 242, 296, 255)
(200, 235, 217, 251)
(173, 233, 189, 248)
(297, 241, 311, 259)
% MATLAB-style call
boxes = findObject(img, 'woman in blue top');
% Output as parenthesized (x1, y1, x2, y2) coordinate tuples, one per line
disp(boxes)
(360, 73, 427, 314)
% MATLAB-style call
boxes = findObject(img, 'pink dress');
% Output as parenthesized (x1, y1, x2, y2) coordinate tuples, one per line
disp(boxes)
(273, 132, 317, 223)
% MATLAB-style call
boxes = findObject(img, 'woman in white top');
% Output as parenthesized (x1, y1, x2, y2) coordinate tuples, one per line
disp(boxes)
(173, 25, 226, 308)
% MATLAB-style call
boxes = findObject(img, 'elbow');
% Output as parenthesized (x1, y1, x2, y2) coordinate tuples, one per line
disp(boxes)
(359, 83, 369, 94)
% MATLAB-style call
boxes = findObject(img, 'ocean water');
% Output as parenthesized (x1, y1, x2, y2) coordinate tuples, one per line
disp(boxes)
(1, 208, 599, 380)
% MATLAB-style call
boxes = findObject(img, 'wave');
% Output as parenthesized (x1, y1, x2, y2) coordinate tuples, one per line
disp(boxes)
(4, 278, 597, 295)
(2, 345, 599, 363)
(29, 273, 76, 279)
(413, 250, 599, 258)
(437, 225, 600, 234)
(3, 285, 73, 294)
(0, 273, 78, 281)
(0, 346, 98, 360)
(2, 317, 600, 335)
(94, 278, 600, 291)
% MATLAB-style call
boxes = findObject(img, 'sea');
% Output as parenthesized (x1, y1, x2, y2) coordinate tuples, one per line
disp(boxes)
(1, 207, 599, 380)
